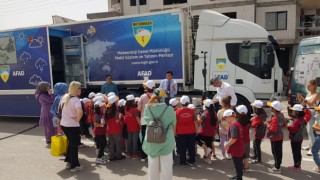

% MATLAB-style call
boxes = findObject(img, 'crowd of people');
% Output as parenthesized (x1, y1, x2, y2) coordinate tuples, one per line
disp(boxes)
(34, 72, 320, 180)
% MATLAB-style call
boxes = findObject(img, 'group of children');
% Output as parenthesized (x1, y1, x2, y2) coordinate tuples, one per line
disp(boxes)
(76, 90, 318, 179)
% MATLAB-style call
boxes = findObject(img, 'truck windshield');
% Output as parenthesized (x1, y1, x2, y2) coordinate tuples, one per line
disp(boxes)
(297, 45, 320, 55)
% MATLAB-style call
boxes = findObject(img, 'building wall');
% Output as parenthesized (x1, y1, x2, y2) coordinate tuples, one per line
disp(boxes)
(256, 4, 297, 44)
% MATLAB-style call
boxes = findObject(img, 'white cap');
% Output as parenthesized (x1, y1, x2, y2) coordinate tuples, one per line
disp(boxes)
(94, 101, 105, 107)
(251, 100, 263, 108)
(236, 105, 248, 114)
(117, 99, 126, 107)
(188, 104, 195, 109)
(169, 98, 178, 107)
(290, 104, 303, 111)
(203, 99, 213, 107)
(82, 98, 89, 104)
(107, 92, 115, 97)
(93, 96, 104, 102)
(135, 97, 140, 102)
(126, 94, 135, 101)
(223, 109, 235, 118)
(88, 92, 95, 99)
(267, 101, 282, 111)
(107, 95, 117, 106)
(146, 80, 155, 89)
(180, 95, 190, 105)
(96, 93, 103, 97)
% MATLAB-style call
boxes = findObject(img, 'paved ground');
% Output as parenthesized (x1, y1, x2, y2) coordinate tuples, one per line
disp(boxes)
(0, 115, 319, 180)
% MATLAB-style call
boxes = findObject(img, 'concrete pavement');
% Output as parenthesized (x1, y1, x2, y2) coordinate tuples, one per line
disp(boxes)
(0, 117, 319, 180)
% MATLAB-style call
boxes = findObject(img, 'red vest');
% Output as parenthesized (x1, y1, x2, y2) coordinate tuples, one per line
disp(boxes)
(124, 108, 140, 132)
(228, 121, 245, 157)
(176, 108, 196, 134)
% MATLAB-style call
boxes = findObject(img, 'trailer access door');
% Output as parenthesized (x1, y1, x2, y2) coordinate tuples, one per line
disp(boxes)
(62, 35, 87, 87)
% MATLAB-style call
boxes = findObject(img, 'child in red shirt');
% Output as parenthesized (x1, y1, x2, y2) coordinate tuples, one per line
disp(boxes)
(250, 100, 267, 164)
(288, 104, 307, 171)
(124, 95, 141, 158)
(105, 95, 125, 161)
(224, 109, 245, 180)
(236, 105, 250, 172)
(266, 101, 286, 174)
(93, 101, 107, 164)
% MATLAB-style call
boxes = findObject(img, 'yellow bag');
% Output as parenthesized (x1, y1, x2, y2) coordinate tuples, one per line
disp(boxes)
(51, 135, 68, 157)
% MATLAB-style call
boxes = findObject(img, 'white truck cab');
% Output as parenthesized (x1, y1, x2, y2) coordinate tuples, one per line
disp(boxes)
(194, 10, 283, 108)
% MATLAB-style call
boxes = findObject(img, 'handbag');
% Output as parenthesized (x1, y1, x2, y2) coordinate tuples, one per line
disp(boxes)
(51, 135, 68, 157)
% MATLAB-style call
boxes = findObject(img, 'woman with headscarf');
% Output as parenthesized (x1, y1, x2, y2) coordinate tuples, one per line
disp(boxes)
(59, 81, 84, 172)
(142, 88, 176, 180)
(50, 83, 69, 135)
(35, 81, 55, 144)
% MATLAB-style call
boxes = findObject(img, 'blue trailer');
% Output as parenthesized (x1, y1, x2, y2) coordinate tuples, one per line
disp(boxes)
(0, 10, 186, 116)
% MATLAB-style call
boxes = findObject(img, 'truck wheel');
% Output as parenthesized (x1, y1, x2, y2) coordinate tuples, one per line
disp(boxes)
(236, 94, 252, 117)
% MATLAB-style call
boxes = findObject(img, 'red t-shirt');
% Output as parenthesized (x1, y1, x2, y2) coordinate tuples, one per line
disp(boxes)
(242, 124, 250, 144)
(107, 117, 121, 135)
(124, 108, 140, 132)
(227, 121, 245, 157)
(175, 108, 196, 135)
(251, 116, 264, 139)
(198, 111, 216, 137)
(85, 100, 94, 124)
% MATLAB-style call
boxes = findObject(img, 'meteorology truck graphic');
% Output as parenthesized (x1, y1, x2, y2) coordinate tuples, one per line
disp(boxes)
(0, 9, 283, 116)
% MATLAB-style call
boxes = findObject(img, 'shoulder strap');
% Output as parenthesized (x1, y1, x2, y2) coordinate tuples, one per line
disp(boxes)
(146, 93, 151, 99)
(159, 106, 169, 119)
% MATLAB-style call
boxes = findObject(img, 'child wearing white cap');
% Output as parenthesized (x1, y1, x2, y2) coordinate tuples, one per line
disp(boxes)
(93, 101, 107, 164)
(169, 98, 179, 110)
(217, 96, 232, 160)
(175, 95, 197, 167)
(250, 100, 267, 164)
(287, 104, 307, 171)
(137, 80, 155, 161)
(196, 99, 218, 164)
(223, 109, 245, 180)
(236, 105, 250, 172)
(105, 95, 125, 161)
(124, 94, 141, 159)
(266, 101, 286, 174)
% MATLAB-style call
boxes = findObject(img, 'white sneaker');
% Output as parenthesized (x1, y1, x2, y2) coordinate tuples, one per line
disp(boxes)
(307, 149, 313, 156)
(70, 165, 84, 172)
(96, 158, 106, 164)
(205, 158, 212, 165)
(65, 163, 71, 170)
(268, 167, 281, 174)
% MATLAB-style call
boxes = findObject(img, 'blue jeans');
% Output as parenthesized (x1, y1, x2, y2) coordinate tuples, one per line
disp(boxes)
(312, 134, 320, 166)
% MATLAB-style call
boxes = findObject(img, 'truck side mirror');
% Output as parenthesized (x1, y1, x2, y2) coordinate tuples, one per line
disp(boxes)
(193, 55, 199, 60)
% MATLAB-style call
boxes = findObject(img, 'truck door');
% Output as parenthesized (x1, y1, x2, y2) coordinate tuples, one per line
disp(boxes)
(62, 35, 87, 87)
(226, 42, 274, 97)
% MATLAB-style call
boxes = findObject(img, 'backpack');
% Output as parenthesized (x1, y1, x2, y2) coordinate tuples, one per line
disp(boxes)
(146, 105, 169, 143)
(256, 123, 267, 138)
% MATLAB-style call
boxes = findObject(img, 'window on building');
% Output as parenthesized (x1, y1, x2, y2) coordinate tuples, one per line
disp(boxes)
(222, 12, 237, 19)
(164, 0, 187, 5)
(265, 11, 287, 30)
(130, 0, 147, 6)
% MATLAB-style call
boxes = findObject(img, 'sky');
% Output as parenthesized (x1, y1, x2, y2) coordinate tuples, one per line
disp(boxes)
(0, 0, 109, 31)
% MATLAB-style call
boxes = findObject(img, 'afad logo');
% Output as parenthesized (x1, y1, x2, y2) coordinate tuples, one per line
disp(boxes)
(216, 58, 226, 71)
(0, 65, 10, 83)
(132, 21, 153, 48)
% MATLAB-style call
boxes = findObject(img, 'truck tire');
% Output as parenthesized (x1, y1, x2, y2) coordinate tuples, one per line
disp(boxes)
(236, 94, 252, 117)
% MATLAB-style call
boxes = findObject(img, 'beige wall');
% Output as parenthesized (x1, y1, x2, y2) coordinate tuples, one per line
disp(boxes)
(256, 4, 297, 43)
